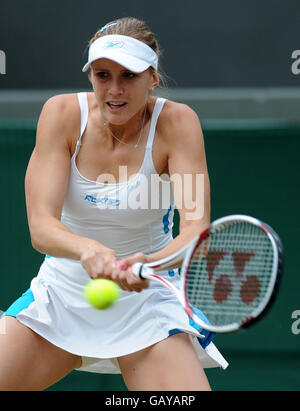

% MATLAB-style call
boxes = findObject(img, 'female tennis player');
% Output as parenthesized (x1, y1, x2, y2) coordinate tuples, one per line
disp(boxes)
(0, 17, 228, 390)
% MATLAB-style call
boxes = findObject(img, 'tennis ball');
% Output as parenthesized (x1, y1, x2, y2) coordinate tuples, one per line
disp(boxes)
(84, 279, 120, 309)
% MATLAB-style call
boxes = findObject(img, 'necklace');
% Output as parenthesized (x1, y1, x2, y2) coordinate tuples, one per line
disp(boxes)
(103, 105, 148, 149)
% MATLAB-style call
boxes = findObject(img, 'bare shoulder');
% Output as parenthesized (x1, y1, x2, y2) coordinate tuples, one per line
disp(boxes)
(160, 99, 200, 122)
(157, 99, 203, 147)
(40, 93, 80, 123)
(36, 93, 81, 152)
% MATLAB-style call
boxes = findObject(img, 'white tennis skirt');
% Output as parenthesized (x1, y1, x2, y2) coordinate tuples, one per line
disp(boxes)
(4, 256, 229, 374)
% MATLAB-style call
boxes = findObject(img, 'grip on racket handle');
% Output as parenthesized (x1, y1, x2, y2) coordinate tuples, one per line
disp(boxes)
(132, 262, 146, 280)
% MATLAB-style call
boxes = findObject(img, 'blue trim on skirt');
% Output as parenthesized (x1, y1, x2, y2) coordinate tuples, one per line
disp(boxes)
(4, 289, 34, 317)
(168, 305, 216, 349)
(5, 288, 216, 349)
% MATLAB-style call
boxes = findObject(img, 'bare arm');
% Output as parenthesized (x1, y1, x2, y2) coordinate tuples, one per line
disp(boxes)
(148, 102, 210, 263)
(25, 94, 106, 260)
(121, 102, 210, 273)
(25, 94, 147, 291)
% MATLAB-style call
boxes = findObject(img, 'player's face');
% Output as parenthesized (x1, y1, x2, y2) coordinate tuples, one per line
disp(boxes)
(90, 59, 158, 126)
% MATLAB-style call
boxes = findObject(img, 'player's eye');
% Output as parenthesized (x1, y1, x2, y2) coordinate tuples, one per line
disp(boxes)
(123, 71, 136, 79)
(96, 71, 109, 78)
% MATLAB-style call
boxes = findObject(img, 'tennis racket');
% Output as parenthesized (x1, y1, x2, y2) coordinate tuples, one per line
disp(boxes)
(132, 215, 283, 333)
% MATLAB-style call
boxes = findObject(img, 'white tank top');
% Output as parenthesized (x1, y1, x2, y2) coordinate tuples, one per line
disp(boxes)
(60, 93, 175, 259)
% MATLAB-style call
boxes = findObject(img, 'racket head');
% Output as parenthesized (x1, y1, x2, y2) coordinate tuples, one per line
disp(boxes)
(181, 215, 283, 333)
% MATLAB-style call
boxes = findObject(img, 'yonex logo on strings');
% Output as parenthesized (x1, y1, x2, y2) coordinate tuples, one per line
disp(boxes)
(206, 251, 259, 305)
(104, 41, 125, 49)
(0, 50, 6, 75)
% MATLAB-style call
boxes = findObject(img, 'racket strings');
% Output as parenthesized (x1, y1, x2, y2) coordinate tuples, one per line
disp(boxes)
(185, 222, 274, 327)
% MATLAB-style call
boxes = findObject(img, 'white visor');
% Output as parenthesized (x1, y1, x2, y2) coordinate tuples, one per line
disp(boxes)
(82, 34, 158, 73)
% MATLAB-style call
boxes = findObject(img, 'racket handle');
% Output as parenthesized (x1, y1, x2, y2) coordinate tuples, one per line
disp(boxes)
(132, 262, 152, 280)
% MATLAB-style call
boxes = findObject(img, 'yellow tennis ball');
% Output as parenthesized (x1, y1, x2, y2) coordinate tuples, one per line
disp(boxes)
(84, 279, 120, 309)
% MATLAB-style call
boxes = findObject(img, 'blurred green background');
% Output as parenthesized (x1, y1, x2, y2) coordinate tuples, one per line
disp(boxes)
(1, 0, 300, 391)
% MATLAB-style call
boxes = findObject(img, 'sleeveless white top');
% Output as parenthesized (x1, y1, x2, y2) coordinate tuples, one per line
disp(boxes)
(15, 93, 228, 373)
(61, 93, 175, 258)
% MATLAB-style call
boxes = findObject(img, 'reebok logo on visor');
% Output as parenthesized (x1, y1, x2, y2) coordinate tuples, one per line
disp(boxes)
(104, 41, 125, 49)
(82, 35, 159, 72)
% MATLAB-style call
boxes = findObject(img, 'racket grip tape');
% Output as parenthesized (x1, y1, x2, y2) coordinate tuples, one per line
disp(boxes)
(132, 263, 146, 280)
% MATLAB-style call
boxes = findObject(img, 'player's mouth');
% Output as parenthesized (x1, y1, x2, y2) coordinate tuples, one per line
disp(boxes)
(106, 101, 127, 111)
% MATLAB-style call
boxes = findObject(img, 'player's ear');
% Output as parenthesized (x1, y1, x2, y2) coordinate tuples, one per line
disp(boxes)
(149, 69, 159, 93)
(153, 71, 159, 89)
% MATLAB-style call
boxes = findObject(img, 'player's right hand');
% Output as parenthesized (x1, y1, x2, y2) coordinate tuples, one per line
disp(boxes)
(80, 244, 148, 292)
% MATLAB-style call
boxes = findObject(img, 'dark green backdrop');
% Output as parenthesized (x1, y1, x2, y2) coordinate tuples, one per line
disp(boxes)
(1, 0, 300, 89)
(0, 119, 299, 390)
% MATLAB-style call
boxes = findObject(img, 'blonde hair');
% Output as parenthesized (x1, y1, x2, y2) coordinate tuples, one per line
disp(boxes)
(87, 17, 167, 88)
